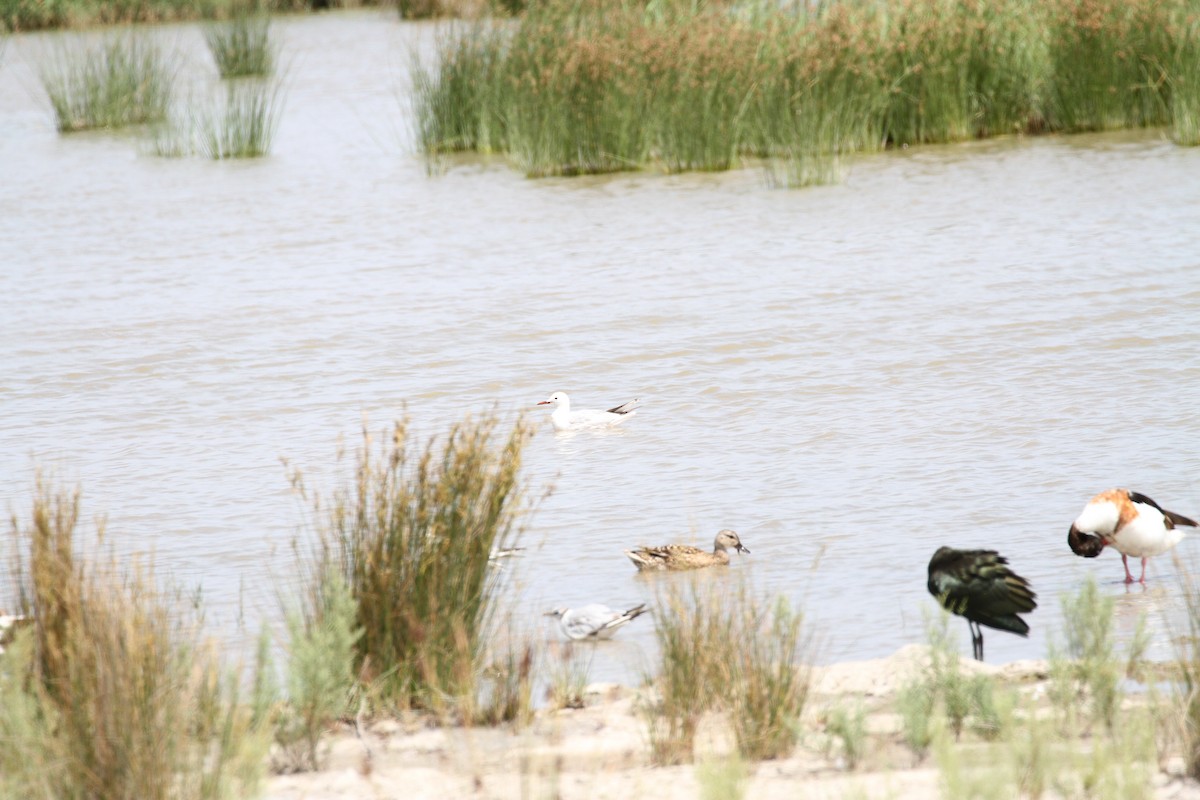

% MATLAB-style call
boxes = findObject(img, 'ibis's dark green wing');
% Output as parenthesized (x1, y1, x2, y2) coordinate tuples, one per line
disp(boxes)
(927, 548, 1037, 635)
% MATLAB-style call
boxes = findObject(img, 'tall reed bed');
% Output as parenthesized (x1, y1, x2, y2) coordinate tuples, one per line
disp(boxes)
(1043, 0, 1174, 131)
(643, 580, 808, 764)
(1170, 13, 1200, 144)
(297, 415, 531, 716)
(414, 0, 1199, 181)
(0, 477, 271, 800)
(40, 34, 173, 132)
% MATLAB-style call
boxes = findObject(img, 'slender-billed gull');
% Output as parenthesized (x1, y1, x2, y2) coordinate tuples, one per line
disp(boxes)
(545, 603, 649, 641)
(536, 392, 639, 432)
(624, 529, 749, 572)
(1068, 488, 1197, 583)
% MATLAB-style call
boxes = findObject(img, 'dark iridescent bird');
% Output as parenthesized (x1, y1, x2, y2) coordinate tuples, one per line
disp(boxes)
(1068, 489, 1198, 584)
(926, 547, 1038, 661)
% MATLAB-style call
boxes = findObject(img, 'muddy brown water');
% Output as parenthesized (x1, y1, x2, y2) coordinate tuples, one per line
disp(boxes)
(2, 11, 1199, 684)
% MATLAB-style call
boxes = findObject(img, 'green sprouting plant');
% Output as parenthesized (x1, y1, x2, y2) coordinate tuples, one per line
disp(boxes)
(968, 675, 1011, 741)
(826, 702, 868, 769)
(1009, 713, 1054, 800)
(1052, 576, 1148, 730)
(696, 756, 748, 800)
(275, 569, 363, 772)
(897, 679, 936, 760)
(926, 609, 975, 739)
(40, 35, 173, 132)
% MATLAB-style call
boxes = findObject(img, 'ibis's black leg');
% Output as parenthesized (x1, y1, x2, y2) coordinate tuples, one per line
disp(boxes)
(970, 621, 984, 661)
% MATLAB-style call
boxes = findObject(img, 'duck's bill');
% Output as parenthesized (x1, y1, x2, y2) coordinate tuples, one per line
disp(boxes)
(739, 546, 751, 555)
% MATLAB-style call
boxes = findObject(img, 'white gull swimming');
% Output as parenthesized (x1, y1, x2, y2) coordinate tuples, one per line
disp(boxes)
(536, 391, 640, 432)
(545, 603, 649, 641)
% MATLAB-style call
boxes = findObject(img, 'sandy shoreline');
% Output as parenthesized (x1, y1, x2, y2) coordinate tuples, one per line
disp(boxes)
(264, 645, 1200, 800)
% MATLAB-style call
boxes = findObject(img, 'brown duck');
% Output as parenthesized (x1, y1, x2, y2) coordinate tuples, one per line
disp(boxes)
(624, 529, 749, 572)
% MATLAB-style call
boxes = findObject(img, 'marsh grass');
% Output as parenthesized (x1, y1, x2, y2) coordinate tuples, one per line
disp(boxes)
(41, 34, 173, 132)
(642, 581, 808, 764)
(205, 11, 275, 78)
(0, 477, 271, 799)
(415, 0, 1200, 181)
(296, 414, 531, 717)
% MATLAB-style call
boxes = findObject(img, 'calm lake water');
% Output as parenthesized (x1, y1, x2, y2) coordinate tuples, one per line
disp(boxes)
(2, 11, 1199, 684)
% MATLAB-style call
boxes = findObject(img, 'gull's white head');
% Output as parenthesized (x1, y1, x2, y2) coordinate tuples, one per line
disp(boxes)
(537, 392, 569, 408)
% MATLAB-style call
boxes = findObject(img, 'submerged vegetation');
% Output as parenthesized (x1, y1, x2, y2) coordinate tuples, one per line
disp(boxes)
(415, 0, 1200, 182)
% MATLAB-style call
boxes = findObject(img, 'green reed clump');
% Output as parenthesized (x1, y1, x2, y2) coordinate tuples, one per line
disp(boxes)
(0, 477, 271, 800)
(413, 24, 508, 154)
(157, 79, 285, 159)
(303, 415, 531, 715)
(196, 79, 285, 158)
(205, 12, 275, 78)
(643, 581, 808, 764)
(40, 35, 173, 132)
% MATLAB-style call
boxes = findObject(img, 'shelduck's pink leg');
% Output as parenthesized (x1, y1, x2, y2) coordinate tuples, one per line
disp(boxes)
(1139, 557, 1148, 584)
(1122, 554, 1135, 584)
